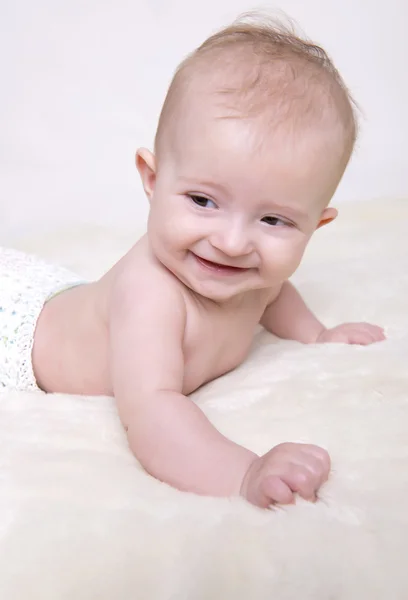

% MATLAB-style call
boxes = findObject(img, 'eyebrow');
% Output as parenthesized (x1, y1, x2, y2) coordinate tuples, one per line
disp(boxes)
(262, 203, 309, 222)
(178, 176, 230, 195)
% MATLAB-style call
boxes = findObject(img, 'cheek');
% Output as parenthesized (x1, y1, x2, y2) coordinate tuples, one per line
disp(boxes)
(262, 235, 308, 274)
(148, 199, 198, 249)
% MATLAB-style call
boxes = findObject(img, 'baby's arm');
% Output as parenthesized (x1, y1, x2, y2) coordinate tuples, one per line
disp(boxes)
(109, 273, 330, 507)
(261, 281, 385, 345)
(109, 272, 257, 497)
(261, 281, 325, 343)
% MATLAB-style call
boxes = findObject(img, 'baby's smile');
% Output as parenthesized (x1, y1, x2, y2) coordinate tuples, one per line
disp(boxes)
(191, 252, 251, 275)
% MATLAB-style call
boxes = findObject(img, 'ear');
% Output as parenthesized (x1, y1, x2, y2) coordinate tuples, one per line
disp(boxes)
(316, 207, 338, 229)
(135, 148, 156, 201)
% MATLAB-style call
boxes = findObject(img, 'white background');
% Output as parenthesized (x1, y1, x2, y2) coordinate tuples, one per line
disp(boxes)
(1, 0, 407, 239)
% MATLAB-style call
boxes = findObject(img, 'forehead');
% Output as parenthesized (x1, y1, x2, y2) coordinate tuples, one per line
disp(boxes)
(170, 106, 342, 208)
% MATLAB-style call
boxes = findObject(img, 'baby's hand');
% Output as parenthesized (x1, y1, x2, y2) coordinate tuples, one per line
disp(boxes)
(240, 443, 330, 508)
(316, 322, 386, 345)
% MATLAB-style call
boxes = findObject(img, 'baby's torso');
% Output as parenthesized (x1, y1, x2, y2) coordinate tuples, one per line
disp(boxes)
(32, 281, 111, 394)
(181, 290, 269, 393)
(32, 239, 275, 396)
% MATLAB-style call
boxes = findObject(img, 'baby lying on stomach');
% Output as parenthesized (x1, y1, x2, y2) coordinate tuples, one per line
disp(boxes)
(1, 14, 385, 509)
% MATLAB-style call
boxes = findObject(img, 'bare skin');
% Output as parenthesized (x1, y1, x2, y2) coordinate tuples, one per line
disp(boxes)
(32, 104, 385, 508)
(33, 235, 270, 397)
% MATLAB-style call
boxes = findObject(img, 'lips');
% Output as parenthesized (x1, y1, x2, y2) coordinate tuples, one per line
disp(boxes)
(192, 253, 249, 274)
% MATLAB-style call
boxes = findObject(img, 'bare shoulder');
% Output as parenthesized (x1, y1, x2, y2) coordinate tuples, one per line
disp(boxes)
(109, 238, 185, 316)
(103, 237, 188, 411)
(96, 235, 185, 319)
(100, 236, 187, 351)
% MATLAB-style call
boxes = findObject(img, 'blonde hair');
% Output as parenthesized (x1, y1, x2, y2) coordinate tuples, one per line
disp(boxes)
(154, 12, 358, 161)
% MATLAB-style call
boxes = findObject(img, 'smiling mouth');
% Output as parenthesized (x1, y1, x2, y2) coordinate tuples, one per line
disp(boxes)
(192, 253, 250, 274)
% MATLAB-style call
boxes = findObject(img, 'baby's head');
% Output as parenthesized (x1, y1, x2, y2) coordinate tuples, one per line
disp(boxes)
(137, 13, 358, 302)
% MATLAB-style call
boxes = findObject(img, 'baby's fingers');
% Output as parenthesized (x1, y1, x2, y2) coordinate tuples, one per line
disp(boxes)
(260, 475, 294, 506)
(282, 443, 331, 479)
(348, 331, 378, 345)
(299, 444, 331, 471)
(365, 325, 386, 341)
(280, 465, 320, 502)
(349, 329, 385, 345)
(349, 324, 386, 344)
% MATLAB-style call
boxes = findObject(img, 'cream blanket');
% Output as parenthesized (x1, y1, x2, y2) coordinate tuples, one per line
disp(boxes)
(1, 199, 407, 599)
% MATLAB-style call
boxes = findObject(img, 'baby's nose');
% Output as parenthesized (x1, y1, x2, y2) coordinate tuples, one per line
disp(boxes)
(209, 225, 253, 257)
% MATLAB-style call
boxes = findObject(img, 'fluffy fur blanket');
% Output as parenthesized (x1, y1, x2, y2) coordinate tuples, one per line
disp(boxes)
(1, 199, 407, 599)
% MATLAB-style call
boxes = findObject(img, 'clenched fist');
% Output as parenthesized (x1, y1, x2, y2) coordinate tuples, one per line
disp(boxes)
(240, 442, 330, 508)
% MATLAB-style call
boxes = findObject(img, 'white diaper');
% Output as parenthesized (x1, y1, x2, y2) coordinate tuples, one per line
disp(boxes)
(0, 247, 83, 392)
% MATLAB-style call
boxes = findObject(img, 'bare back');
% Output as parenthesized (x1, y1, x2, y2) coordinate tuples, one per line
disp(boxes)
(32, 235, 275, 397)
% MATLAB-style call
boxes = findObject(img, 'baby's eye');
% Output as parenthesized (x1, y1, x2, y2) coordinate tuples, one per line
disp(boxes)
(261, 215, 290, 227)
(189, 195, 217, 209)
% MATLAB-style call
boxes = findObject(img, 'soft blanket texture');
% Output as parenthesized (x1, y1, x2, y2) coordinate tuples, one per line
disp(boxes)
(1, 199, 407, 600)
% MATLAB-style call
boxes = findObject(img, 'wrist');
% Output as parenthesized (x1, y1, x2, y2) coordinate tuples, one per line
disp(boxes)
(239, 455, 259, 499)
(312, 324, 327, 343)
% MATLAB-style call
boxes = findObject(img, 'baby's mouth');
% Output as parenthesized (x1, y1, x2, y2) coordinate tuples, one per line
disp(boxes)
(192, 253, 249, 274)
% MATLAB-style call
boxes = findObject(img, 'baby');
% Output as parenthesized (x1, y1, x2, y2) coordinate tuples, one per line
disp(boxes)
(1, 14, 385, 509)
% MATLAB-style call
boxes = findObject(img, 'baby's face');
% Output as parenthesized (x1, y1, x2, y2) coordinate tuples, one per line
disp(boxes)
(144, 108, 341, 303)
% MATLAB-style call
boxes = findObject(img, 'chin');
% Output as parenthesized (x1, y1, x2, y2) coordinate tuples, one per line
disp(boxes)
(187, 279, 250, 303)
